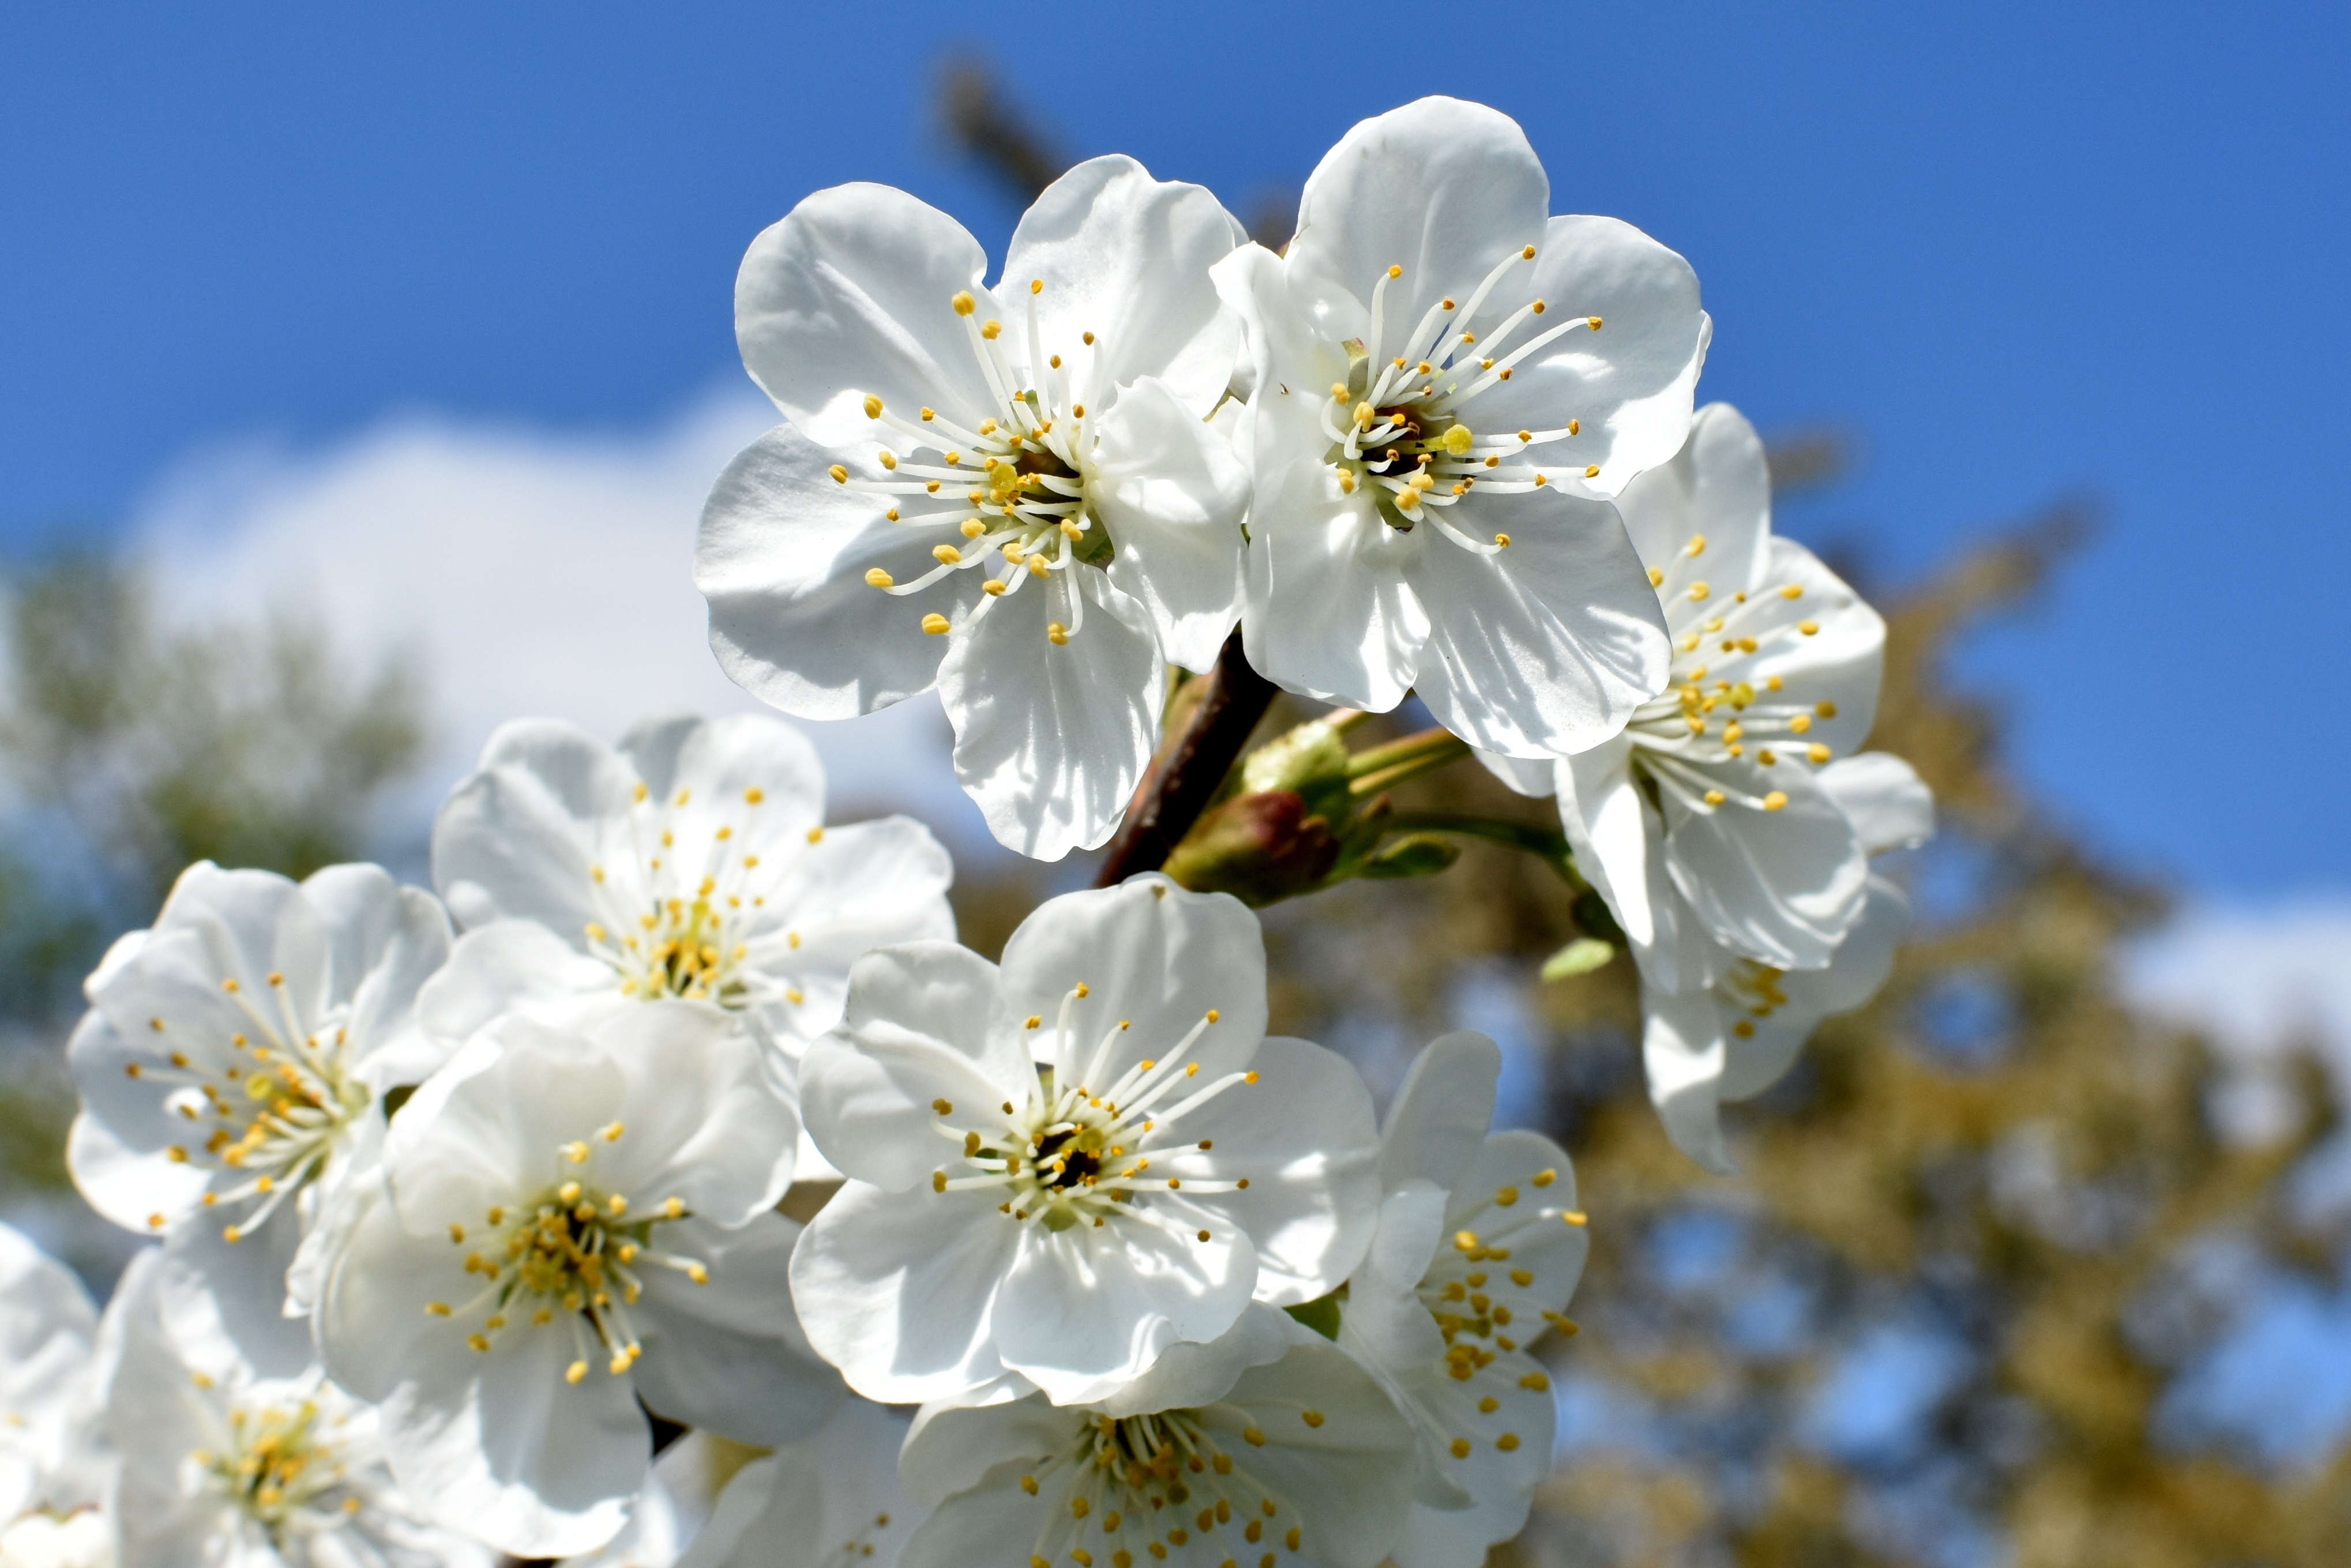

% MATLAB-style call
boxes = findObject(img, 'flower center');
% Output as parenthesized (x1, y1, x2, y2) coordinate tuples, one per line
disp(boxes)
(422, 1125, 711, 1387)
(1413, 1176, 1582, 1463)
(1019, 1409, 1311, 1568)
(135, 970, 371, 1243)
(925, 986, 1260, 1236)
(1317, 247, 1602, 558)
(196, 1398, 355, 1540)
(1622, 532, 1842, 818)
(1720, 961, 1789, 1040)
(582, 780, 813, 1013)
(835, 282, 1116, 648)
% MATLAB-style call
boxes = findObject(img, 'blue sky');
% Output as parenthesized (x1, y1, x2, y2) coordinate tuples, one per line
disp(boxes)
(3, 2, 2345, 897)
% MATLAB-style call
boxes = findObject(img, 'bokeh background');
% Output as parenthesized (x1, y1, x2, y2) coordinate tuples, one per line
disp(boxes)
(4, 5, 2349, 1564)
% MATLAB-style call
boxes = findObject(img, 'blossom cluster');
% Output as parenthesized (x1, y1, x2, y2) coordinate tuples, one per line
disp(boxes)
(5, 94, 1932, 1568)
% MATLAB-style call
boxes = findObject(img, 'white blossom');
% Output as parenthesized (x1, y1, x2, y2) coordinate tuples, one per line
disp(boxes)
(895, 1305, 1415, 1568)
(678, 1397, 914, 1568)
(94, 1247, 490, 1568)
(65, 863, 448, 1277)
(1479, 403, 1934, 1168)
(0, 1223, 107, 1529)
(698, 157, 1251, 859)
(423, 712, 954, 1176)
(1210, 96, 1708, 758)
(792, 875, 1381, 1406)
(313, 1006, 839, 1558)
(1336, 1035, 1587, 1568)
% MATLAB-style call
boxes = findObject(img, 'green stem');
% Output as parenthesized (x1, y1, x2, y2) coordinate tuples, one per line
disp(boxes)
(1376, 811, 1586, 886)
(1346, 728, 1471, 796)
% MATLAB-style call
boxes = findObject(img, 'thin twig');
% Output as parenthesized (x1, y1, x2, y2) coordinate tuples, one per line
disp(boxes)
(1095, 630, 1279, 887)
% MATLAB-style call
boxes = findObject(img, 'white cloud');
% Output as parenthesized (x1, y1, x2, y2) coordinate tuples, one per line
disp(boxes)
(2124, 897, 2351, 1145)
(127, 388, 1000, 855)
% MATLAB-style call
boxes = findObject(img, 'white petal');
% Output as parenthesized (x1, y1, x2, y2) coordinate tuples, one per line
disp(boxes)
(992, 1195, 1256, 1403)
(1471, 746, 1557, 799)
(1639, 984, 1736, 1175)
(1446, 1131, 1588, 1323)
(299, 862, 453, 1064)
(939, 565, 1162, 860)
(1614, 401, 1771, 586)
(1287, 98, 1549, 354)
(1818, 753, 1936, 855)
(629, 1213, 844, 1446)
(745, 814, 958, 1048)
(1407, 486, 1670, 758)
(735, 182, 998, 446)
(586, 1004, 801, 1224)
(432, 717, 634, 933)
(1741, 536, 1886, 755)
(787, 1179, 1016, 1405)
(1658, 758, 1868, 972)
(1211, 1338, 1419, 1568)
(1007, 154, 1248, 412)
(995, 875, 1267, 1084)
(898, 1397, 1071, 1510)
(683, 1398, 915, 1568)
(1379, 1032, 1500, 1194)
(806, 942, 1027, 1192)
(1478, 214, 1707, 499)
(1178, 1035, 1382, 1304)
(1088, 1300, 1301, 1418)
(1391, 1353, 1556, 1568)
(621, 711, 826, 829)
(1719, 875, 1911, 1101)
(1339, 1185, 1449, 1376)
(415, 920, 620, 1052)
(1557, 738, 1659, 950)
(699, 422, 974, 721)
(1091, 374, 1249, 672)
(1238, 456, 1432, 712)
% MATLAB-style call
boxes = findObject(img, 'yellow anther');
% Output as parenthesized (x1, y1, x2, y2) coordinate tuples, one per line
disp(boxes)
(1388, 264, 1402, 278)
(1588, 315, 1603, 330)
(1047, 622, 1071, 645)
(828, 465, 848, 484)
(1441, 424, 1474, 455)
(933, 544, 963, 565)
(1799, 620, 1820, 635)
(1441, 297, 1456, 310)
(1455, 1229, 1480, 1252)
(1243, 1426, 1267, 1447)
(879, 451, 897, 470)
(1207, 1008, 1221, 1023)
(1704, 789, 1726, 806)
(1494, 533, 1511, 548)
(1584, 463, 1599, 477)
(426, 1301, 452, 1317)
(1533, 300, 1548, 314)
(864, 567, 893, 589)
(1496, 1432, 1522, 1452)
(1450, 1438, 1472, 1458)
(448, 1223, 467, 1243)
(1568, 418, 1580, 434)
(1809, 744, 1832, 764)
(1561, 1210, 1589, 1226)
(1030, 278, 1044, 294)
(951, 291, 976, 316)
(1781, 583, 1804, 599)
(566, 1360, 588, 1385)
(1354, 401, 1374, 428)
(863, 394, 883, 418)
(1331, 382, 1350, 401)
(1022, 1476, 1041, 1496)
(921, 613, 951, 636)
(1301, 1409, 1325, 1428)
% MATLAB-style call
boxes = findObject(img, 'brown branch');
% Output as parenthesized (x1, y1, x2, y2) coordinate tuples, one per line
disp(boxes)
(1094, 631, 1278, 888)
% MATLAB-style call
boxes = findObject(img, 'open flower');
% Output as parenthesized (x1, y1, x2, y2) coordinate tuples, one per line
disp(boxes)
(896, 1304, 1415, 1568)
(65, 863, 449, 1261)
(95, 1246, 491, 1568)
(679, 1397, 915, 1568)
(1480, 403, 1934, 1168)
(792, 875, 1382, 1406)
(1336, 1034, 1587, 1568)
(424, 713, 952, 1095)
(1210, 96, 1707, 758)
(698, 156, 1251, 859)
(313, 1006, 840, 1558)
(0, 1223, 106, 1530)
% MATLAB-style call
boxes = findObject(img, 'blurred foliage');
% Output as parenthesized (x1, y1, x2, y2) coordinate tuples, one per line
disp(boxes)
(0, 549, 427, 1208)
